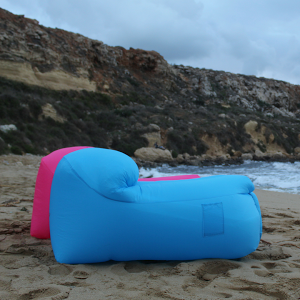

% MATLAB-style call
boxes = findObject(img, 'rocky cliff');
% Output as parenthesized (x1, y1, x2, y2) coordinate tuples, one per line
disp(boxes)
(1, 8, 300, 163)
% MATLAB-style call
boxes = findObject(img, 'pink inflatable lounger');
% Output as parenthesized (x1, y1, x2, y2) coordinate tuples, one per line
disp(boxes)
(30, 147, 200, 239)
(31, 147, 91, 239)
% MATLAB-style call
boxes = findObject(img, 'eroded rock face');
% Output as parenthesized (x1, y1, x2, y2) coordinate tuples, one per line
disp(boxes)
(141, 124, 162, 146)
(0, 8, 173, 93)
(39, 103, 65, 123)
(142, 132, 162, 147)
(244, 120, 287, 154)
(1, 7, 300, 116)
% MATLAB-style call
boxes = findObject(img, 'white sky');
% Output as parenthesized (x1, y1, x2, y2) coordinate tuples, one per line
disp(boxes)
(1, 0, 300, 84)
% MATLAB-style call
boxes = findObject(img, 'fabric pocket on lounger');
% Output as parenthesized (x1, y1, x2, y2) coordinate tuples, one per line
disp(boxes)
(202, 202, 224, 236)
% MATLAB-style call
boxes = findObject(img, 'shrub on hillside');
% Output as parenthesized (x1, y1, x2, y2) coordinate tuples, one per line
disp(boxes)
(111, 131, 148, 156)
(167, 130, 208, 156)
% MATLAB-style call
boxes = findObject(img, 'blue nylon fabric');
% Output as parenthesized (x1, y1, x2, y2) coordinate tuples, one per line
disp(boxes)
(202, 203, 224, 236)
(49, 148, 262, 264)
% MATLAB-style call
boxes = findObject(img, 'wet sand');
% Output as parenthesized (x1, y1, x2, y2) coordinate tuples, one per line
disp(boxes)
(0, 154, 300, 300)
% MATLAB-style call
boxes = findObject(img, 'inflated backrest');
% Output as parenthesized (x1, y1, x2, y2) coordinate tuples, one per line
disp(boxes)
(60, 148, 140, 202)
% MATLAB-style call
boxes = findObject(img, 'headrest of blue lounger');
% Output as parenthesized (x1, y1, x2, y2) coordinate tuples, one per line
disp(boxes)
(58, 148, 140, 202)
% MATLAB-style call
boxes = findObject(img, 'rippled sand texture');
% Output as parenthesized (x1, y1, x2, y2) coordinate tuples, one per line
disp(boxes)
(1, 154, 300, 299)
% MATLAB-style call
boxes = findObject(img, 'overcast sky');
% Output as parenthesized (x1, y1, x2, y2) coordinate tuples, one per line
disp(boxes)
(2, 0, 300, 85)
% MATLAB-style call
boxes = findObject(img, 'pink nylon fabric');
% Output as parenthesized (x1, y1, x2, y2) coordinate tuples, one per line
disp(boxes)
(138, 174, 200, 181)
(30, 147, 91, 239)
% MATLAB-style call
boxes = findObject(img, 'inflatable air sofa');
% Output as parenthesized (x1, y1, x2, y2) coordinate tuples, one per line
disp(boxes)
(46, 147, 262, 264)
(31, 147, 199, 239)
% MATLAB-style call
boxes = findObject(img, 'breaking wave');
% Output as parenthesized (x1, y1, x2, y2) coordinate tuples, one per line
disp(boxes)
(139, 161, 300, 195)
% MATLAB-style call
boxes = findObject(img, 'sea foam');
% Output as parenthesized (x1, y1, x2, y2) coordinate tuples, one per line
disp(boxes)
(139, 161, 300, 195)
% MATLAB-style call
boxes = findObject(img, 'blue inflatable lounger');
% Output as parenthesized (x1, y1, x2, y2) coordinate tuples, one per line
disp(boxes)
(50, 148, 262, 264)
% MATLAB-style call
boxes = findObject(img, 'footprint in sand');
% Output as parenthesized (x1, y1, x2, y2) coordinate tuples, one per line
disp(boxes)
(247, 246, 291, 260)
(231, 280, 289, 299)
(251, 265, 272, 277)
(4, 243, 53, 261)
(293, 220, 300, 225)
(262, 262, 280, 270)
(276, 213, 293, 218)
(0, 278, 13, 293)
(196, 260, 240, 282)
(48, 264, 73, 275)
(18, 287, 62, 300)
(288, 261, 300, 268)
(254, 269, 272, 277)
(262, 262, 292, 273)
(262, 226, 276, 233)
(217, 292, 233, 298)
(124, 261, 149, 273)
(73, 270, 89, 279)
(123, 260, 177, 274)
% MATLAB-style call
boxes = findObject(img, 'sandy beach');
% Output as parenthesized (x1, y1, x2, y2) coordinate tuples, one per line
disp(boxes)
(0, 154, 300, 300)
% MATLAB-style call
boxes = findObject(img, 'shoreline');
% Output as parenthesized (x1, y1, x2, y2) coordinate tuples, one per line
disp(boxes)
(1, 154, 300, 299)
(134, 156, 300, 169)
(2, 153, 299, 195)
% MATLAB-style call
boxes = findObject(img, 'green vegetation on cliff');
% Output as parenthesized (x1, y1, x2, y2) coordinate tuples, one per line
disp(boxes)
(0, 76, 300, 158)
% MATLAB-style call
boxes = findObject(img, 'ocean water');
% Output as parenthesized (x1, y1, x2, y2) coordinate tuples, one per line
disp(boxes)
(139, 161, 300, 195)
